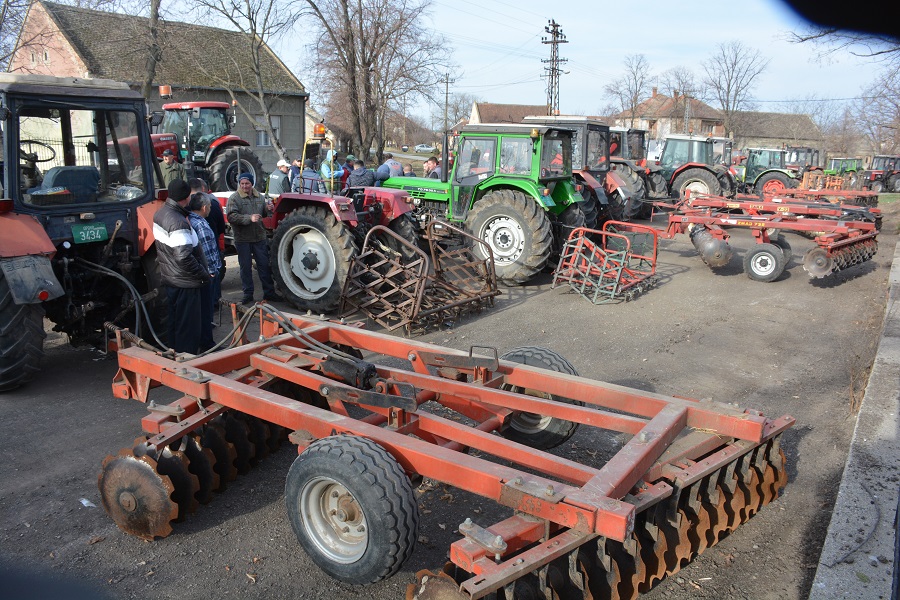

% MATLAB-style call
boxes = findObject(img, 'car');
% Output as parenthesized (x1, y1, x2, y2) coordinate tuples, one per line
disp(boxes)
(414, 144, 436, 153)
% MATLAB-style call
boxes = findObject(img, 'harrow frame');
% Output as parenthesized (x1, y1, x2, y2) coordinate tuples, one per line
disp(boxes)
(105, 308, 794, 599)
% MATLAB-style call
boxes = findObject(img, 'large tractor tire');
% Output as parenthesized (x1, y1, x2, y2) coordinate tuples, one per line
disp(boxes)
(208, 146, 265, 193)
(606, 189, 627, 222)
(578, 189, 601, 229)
(0, 271, 46, 392)
(870, 180, 884, 194)
(499, 346, 582, 450)
(755, 172, 794, 199)
(672, 168, 721, 199)
(465, 190, 552, 285)
(271, 205, 358, 313)
(889, 174, 900, 193)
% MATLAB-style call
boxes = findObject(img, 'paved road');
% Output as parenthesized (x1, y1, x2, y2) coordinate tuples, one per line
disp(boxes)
(0, 207, 895, 600)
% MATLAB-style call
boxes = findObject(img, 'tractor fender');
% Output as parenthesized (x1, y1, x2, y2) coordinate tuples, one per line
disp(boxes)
(604, 170, 636, 201)
(0, 213, 64, 304)
(135, 199, 165, 256)
(477, 181, 557, 210)
(266, 192, 359, 230)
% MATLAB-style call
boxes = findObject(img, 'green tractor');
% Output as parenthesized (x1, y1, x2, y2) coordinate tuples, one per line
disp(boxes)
(823, 157, 865, 189)
(382, 124, 585, 284)
(733, 148, 800, 197)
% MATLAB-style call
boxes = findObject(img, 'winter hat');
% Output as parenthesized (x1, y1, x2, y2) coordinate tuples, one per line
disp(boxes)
(238, 173, 253, 183)
(167, 179, 191, 202)
(304, 159, 316, 168)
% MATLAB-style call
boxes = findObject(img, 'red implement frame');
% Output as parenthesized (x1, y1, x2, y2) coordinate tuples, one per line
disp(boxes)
(110, 308, 793, 597)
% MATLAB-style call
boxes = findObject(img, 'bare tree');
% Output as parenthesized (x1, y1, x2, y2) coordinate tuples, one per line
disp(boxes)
(702, 41, 769, 137)
(185, 0, 300, 158)
(302, 0, 451, 163)
(603, 54, 652, 127)
(789, 27, 900, 69)
(853, 71, 900, 155)
(659, 66, 700, 99)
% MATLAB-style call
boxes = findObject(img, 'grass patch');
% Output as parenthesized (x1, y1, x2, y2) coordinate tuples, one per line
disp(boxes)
(878, 193, 900, 204)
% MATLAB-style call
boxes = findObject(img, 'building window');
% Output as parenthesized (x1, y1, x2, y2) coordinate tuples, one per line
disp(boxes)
(700, 121, 715, 134)
(255, 115, 280, 147)
(43, 50, 50, 64)
(30, 52, 36, 66)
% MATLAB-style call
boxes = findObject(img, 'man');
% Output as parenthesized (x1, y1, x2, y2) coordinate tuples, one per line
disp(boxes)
(424, 155, 442, 179)
(268, 159, 292, 198)
(374, 153, 403, 186)
(152, 179, 210, 353)
(289, 157, 302, 189)
(347, 159, 375, 187)
(187, 192, 221, 352)
(300, 159, 325, 193)
(226, 173, 282, 304)
(160, 149, 185, 187)
(188, 178, 226, 307)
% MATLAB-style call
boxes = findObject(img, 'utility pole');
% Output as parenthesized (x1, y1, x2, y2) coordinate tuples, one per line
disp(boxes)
(541, 19, 568, 116)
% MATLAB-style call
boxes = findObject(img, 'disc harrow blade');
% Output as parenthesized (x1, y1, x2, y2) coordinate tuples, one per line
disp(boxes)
(155, 446, 200, 521)
(219, 413, 255, 474)
(183, 435, 219, 505)
(97, 449, 178, 540)
(201, 422, 238, 490)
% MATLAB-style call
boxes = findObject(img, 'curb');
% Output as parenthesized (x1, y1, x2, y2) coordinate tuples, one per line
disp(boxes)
(809, 238, 900, 599)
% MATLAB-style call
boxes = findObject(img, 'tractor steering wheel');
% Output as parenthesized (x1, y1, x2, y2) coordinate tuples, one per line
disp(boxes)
(20, 140, 57, 163)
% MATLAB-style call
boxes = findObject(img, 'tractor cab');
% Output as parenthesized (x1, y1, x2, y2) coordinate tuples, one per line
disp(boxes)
(733, 148, 800, 196)
(158, 102, 233, 163)
(785, 146, 821, 171)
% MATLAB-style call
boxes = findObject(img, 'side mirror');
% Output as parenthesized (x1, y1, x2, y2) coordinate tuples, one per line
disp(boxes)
(229, 115, 237, 128)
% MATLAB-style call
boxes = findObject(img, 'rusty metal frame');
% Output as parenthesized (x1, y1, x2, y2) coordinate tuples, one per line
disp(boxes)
(340, 222, 500, 332)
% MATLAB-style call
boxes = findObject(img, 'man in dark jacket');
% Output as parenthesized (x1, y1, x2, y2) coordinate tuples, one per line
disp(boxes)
(347, 159, 375, 187)
(226, 173, 282, 304)
(153, 179, 210, 353)
(268, 159, 292, 197)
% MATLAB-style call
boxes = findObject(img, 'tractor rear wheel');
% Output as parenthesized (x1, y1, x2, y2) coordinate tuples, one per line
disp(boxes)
(0, 271, 46, 392)
(466, 189, 552, 285)
(499, 346, 582, 450)
(579, 189, 600, 229)
(672, 168, 721, 199)
(271, 205, 358, 313)
(870, 180, 884, 193)
(208, 146, 265, 193)
(889, 175, 900, 193)
(285, 436, 418, 585)
(756, 172, 793, 198)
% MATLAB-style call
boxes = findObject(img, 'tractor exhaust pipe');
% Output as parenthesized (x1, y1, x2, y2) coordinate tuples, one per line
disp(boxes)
(689, 225, 733, 268)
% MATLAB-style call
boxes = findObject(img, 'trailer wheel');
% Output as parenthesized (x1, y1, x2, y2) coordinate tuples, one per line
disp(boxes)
(285, 436, 418, 585)
(499, 346, 582, 450)
(271, 206, 358, 313)
(466, 190, 552, 285)
(208, 146, 265, 192)
(0, 271, 46, 392)
(756, 172, 793, 198)
(672, 168, 721, 199)
(743, 243, 786, 283)
(770, 235, 793, 264)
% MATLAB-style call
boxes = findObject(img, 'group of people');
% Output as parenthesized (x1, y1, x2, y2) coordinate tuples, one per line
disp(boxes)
(153, 171, 282, 355)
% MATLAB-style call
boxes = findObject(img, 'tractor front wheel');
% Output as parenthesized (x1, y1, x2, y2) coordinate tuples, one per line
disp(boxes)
(756, 172, 794, 199)
(672, 168, 721, 199)
(285, 436, 418, 585)
(208, 147, 265, 193)
(271, 206, 358, 313)
(466, 190, 552, 285)
(0, 271, 46, 392)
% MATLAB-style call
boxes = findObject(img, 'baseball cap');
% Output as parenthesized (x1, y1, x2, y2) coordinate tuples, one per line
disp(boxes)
(346, 154, 356, 161)
(162, 149, 174, 156)
(277, 159, 289, 167)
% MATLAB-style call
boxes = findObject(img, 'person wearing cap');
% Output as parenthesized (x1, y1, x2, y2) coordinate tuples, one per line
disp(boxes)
(153, 179, 211, 353)
(160, 148, 186, 188)
(226, 173, 282, 304)
(268, 159, 292, 198)
(289, 157, 302, 188)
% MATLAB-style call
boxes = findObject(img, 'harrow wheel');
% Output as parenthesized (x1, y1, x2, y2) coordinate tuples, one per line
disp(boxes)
(97, 450, 178, 540)
(285, 436, 419, 585)
(499, 346, 582, 450)
(743, 243, 786, 282)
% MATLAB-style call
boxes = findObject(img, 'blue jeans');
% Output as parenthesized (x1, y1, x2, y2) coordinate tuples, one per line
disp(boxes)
(235, 240, 276, 299)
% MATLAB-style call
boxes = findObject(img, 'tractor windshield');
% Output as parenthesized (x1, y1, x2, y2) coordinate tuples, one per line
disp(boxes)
(160, 108, 230, 159)
(583, 126, 609, 173)
(540, 130, 571, 179)
(17, 106, 148, 207)
(625, 130, 646, 160)
(711, 139, 732, 166)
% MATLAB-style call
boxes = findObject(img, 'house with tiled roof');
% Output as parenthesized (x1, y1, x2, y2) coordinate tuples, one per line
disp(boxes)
(469, 102, 550, 125)
(8, 0, 309, 168)
(609, 89, 725, 141)
(730, 110, 823, 151)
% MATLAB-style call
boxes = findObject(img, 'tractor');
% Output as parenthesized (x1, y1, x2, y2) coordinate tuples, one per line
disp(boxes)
(733, 147, 800, 197)
(655, 133, 737, 199)
(823, 157, 865, 189)
(608, 126, 670, 211)
(862, 154, 900, 193)
(152, 99, 265, 193)
(785, 145, 822, 173)
(0, 73, 167, 391)
(382, 124, 586, 285)
(523, 115, 639, 225)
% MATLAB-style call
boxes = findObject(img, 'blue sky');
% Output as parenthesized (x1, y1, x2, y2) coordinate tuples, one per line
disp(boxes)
(401, 0, 885, 118)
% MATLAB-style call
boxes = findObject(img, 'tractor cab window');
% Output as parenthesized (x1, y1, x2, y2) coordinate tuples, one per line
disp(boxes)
(455, 137, 495, 181)
(660, 139, 689, 170)
(711, 139, 732, 166)
(18, 107, 148, 207)
(192, 108, 229, 153)
(626, 130, 646, 160)
(584, 127, 609, 172)
(689, 140, 713, 165)
(540, 131, 571, 178)
(499, 137, 531, 175)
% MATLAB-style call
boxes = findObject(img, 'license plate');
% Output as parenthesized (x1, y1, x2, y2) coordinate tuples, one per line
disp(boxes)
(72, 223, 109, 244)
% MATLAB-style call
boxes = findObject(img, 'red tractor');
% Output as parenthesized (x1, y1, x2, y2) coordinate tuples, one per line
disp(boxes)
(153, 100, 265, 192)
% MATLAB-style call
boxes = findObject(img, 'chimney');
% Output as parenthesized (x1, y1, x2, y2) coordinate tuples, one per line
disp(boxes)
(673, 90, 679, 99)
(652, 87, 657, 98)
